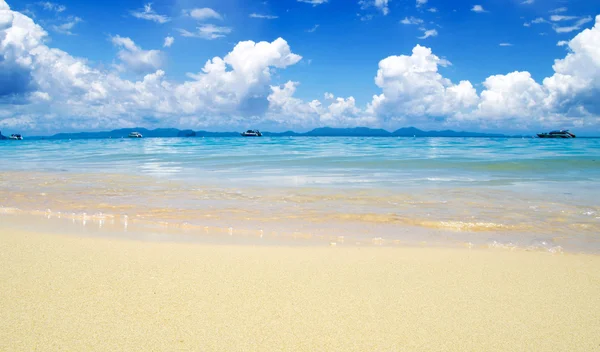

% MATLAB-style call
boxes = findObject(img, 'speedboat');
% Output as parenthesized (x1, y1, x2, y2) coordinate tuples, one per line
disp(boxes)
(241, 130, 262, 137)
(537, 130, 576, 138)
(8, 134, 23, 140)
(128, 132, 143, 138)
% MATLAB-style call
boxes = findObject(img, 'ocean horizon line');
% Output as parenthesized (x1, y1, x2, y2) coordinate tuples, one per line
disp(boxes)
(4, 126, 593, 140)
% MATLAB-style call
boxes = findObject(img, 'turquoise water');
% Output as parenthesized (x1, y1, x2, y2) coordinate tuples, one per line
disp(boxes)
(1, 137, 599, 251)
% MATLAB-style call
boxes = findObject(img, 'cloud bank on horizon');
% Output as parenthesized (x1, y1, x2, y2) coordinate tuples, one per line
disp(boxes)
(0, 0, 600, 133)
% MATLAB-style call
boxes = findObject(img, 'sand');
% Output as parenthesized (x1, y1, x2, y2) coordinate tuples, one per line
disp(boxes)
(0, 230, 599, 351)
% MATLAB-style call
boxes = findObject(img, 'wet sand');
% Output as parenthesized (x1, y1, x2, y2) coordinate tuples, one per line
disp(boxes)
(1, 229, 599, 351)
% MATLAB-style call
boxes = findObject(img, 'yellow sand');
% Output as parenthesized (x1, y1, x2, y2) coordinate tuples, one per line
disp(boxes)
(1, 230, 599, 351)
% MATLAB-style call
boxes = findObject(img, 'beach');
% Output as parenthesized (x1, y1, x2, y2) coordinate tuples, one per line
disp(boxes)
(1, 229, 599, 351)
(1, 137, 599, 350)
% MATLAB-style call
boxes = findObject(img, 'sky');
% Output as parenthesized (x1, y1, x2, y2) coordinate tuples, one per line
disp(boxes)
(1, 0, 600, 135)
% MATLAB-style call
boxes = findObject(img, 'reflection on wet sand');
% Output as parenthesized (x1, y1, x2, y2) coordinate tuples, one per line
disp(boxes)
(1, 171, 599, 252)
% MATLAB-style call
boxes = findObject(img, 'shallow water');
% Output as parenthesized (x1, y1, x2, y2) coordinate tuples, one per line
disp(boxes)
(1, 137, 599, 252)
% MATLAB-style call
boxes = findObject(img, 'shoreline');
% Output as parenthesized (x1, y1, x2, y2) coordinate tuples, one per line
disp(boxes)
(0, 211, 578, 253)
(1, 229, 599, 351)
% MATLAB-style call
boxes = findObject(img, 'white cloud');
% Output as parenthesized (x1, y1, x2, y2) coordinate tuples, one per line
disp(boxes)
(188, 8, 222, 21)
(400, 16, 423, 25)
(249, 13, 278, 19)
(531, 17, 547, 24)
(471, 5, 487, 13)
(306, 24, 319, 33)
(111, 35, 164, 74)
(416, 0, 427, 8)
(542, 15, 600, 114)
(551, 15, 578, 22)
(178, 24, 232, 40)
(521, 0, 534, 4)
(50, 16, 81, 35)
(550, 7, 568, 14)
(131, 3, 170, 24)
(2, 0, 600, 133)
(0, 4, 13, 31)
(556, 40, 568, 47)
(476, 72, 546, 120)
(359, 0, 390, 16)
(553, 16, 593, 33)
(297, 0, 328, 6)
(370, 15, 600, 130)
(499, 43, 513, 46)
(36, 1, 65, 13)
(368, 45, 478, 122)
(427, 8, 438, 13)
(163, 36, 174, 48)
(267, 82, 376, 127)
(0, 2, 305, 131)
(418, 29, 438, 39)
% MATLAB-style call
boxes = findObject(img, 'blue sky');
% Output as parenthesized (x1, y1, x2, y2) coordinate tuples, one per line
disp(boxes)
(1, 0, 600, 134)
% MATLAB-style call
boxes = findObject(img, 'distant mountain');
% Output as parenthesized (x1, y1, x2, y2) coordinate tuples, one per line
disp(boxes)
(303, 127, 392, 137)
(392, 127, 508, 138)
(262, 131, 302, 137)
(27, 126, 516, 139)
(0, 131, 7, 140)
(194, 130, 240, 137)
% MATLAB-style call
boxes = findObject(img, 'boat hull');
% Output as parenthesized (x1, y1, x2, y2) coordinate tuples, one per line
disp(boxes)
(537, 134, 573, 138)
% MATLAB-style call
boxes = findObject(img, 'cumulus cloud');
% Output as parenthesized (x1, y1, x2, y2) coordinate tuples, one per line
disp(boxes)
(476, 71, 546, 120)
(369, 15, 600, 130)
(2, 0, 600, 133)
(188, 8, 222, 21)
(131, 3, 170, 24)
(542, 15, 600, 115)
(267, 82, 376, 127)
(368, 45, 478, 123)
(163, 36, 174, 47)
(0, 1, 14, 31)
(0, 0, 308, 131)
(416, 0, 427, 8)
(111, 35, 164, 74)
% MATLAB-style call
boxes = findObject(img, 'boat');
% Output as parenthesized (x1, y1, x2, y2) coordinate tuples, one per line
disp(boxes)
(241, 130, 262, 137)
(8, 134, 23, 140)
(128, 132, 143, 138)
(537, 130, 576, 138)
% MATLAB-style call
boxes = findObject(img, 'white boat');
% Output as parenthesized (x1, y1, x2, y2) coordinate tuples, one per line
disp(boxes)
(537, 130, 576, 138)
(8, 134, 23, 140)
(241, 129, 262, 137)
(128, 132, 143, 138)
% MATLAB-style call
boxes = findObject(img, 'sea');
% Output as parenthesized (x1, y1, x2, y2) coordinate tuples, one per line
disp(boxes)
(1, 137, 599, 253)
